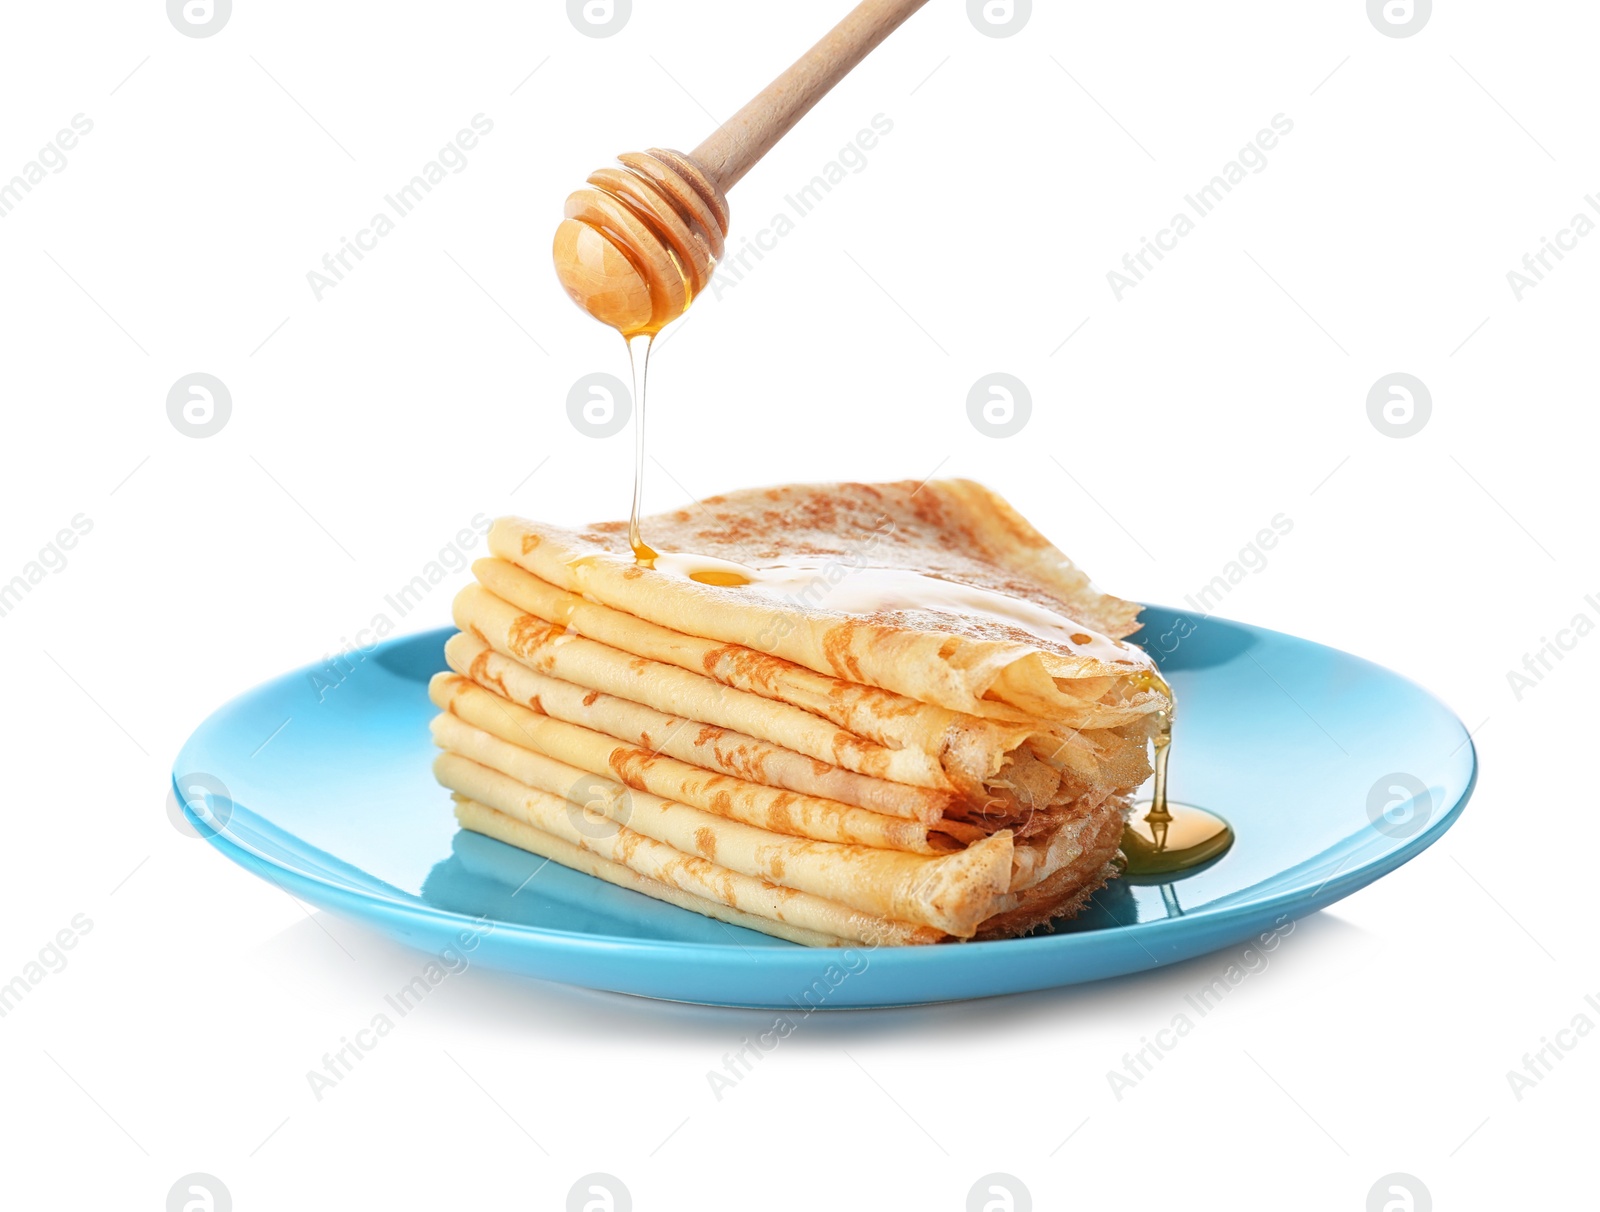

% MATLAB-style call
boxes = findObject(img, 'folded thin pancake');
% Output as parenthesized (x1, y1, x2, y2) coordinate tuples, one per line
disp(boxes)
(442, 633, 952, 822)
(444, 628, 1132, 845)
(448, 786, 1126, 946)
(435, 709, 1114, 917)
(476, 556, 1031, 767)
(455, 796, 1122, 947)
(435, 665, 1119, 870)
(428, 687, 977, 852)
(449, 796, 938, 946)
(433, 750, 1016, 937)
(487, 479, 1167, 720)
(451, 798, 850, 948)
(473, 556, 1158, 791)
(454, 582, 947, 789)
(456, 577, 1160, 822)
(475, 555, 1158, 734)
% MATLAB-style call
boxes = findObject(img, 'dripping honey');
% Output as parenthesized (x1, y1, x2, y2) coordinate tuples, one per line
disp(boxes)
(1122, 700, 1234, 879)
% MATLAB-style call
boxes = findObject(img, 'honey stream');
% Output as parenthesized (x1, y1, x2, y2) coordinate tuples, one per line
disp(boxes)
(625, 332, 656, 564)
(1121, 697, 1234, 880)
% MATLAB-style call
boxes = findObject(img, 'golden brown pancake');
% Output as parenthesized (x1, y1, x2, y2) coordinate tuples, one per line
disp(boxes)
(431, 480, 1170, 945)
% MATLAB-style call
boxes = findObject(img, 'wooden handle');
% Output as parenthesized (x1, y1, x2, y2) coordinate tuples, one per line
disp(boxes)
(691, 0, 931, 192)
(553, 0, 929, 335)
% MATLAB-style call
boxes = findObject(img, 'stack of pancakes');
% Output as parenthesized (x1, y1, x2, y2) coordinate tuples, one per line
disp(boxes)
(429, 480, 1169, 946)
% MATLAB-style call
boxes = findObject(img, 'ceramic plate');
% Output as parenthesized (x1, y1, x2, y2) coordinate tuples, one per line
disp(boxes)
(173, 610, 1474, 1008)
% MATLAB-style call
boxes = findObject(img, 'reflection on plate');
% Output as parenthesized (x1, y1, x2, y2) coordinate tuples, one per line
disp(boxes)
(173, 609, 1474, 1008)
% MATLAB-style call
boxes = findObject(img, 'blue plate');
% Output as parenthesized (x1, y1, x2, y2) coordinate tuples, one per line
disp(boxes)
(173, 610, 1474, 1008)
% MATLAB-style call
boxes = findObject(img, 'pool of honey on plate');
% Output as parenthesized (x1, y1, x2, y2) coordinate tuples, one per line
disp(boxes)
(1121, 705, 1234, 880)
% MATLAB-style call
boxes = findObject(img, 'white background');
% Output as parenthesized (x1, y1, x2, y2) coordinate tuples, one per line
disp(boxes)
(1, 1, 1593, 1208)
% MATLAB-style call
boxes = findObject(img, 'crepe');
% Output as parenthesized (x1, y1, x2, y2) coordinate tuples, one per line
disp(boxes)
(428, 685, 970, 852)
(441, 631, 951, 820)
(453, 571, 1157, 822)
(451, 798, 850, 947)
(431, 479, 1171, 946)
(487, 480, 1162, 718)
(452, 581, 946, 787)
(471, 555, 1156, 793)
(450, 798, 937, 946)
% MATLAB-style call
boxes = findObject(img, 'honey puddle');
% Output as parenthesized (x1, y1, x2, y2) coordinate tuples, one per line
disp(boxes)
(1121, 699, 1234, 880)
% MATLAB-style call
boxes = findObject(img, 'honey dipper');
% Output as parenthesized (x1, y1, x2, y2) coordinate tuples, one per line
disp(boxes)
(552, 0, 931, 337)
